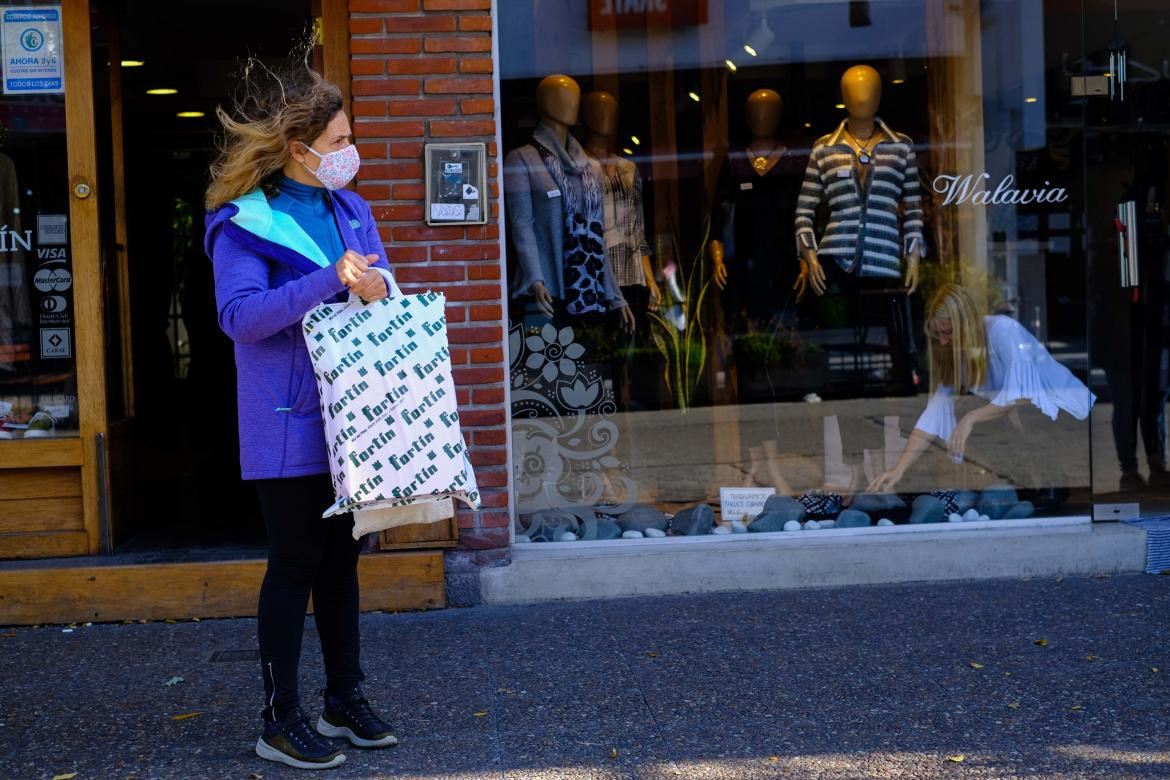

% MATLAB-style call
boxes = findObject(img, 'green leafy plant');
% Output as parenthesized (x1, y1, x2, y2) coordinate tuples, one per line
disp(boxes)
(647, 224, 713, 412)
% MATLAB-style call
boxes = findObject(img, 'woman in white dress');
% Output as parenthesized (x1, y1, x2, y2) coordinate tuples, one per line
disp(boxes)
(868, 284, 1095, 492)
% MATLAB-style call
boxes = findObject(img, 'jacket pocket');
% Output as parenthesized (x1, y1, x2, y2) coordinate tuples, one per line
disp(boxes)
(289, 343, 322, 417)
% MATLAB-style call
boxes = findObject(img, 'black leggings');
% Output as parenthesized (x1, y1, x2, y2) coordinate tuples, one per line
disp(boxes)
(255, 473, 365, 721)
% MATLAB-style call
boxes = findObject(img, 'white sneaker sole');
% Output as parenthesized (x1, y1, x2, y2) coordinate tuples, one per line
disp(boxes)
(316, 716, 399, 748)
(255, 736, 346, 770)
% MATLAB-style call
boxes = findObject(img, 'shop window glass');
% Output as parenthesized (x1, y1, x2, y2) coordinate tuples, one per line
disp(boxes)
(0, 1, 79, 440)
(501, 0, 1093, 542)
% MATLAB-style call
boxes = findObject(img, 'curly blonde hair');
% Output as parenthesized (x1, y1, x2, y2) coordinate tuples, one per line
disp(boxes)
(205, 53, 343, 210)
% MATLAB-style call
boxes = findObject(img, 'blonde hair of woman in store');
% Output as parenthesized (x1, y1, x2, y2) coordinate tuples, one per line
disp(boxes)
(204, 53, 400, 770)
(868, 283, 1095, 493)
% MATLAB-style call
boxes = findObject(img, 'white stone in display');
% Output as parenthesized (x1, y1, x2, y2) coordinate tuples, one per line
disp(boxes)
(731, 520, 748, 534)
(644, 528, 666, 538)
(819, 519, 836, 529)
(978, 514, 991, 523)
(783, 520, 802, 531)
(559, 532, 577, 542)
(515, 535, 532, 543)
(877, 518, 895, 526)
(963, 509, 981, 522)
(804, 520, 822, 530)
(711, 526, 733, 535)
(949, 513, 963, 523)
(621, 530, 645, 539)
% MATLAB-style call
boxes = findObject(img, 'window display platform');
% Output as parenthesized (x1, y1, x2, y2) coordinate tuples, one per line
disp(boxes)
(482, 519, 1145, 605)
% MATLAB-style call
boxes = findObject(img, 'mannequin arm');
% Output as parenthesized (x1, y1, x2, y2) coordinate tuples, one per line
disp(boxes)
(709, 240, 728, 289)
(903, 247, 920, 294)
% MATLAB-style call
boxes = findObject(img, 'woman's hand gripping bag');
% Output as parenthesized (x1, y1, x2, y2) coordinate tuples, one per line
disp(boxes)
(302, 291, 480, 536)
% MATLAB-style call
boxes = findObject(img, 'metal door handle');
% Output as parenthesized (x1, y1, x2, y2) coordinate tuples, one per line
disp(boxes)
(1116, 200, 1139, 287)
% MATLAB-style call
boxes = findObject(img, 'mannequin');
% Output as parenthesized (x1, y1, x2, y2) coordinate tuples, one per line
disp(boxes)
(504, 75, 634, 333)
(709, 89, 805, 325)
(793, 65, 923, 393)
(795, 65, 923, 295)
(581, 90, 660, 337)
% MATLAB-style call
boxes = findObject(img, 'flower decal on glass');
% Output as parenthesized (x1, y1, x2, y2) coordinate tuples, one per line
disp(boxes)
(524, 323, 586, 384)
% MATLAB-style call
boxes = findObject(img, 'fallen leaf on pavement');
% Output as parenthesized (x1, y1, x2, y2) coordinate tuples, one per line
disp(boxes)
(1034, 639, 1049, 647)
(946, 755, 965, 763)
(170, 712, 202, 721)
(165, 619, 177, 624)
(769, 756, 779, 762)
(0, 633, 15, 638)
(163, 676, 184, 687)
(1068, 704, 1083, 711)
(1055, 576, 1064, 582)
(1008, 701, 1020, 709)
(1084, 655, 1097, 662)
(610, 748, 619, 759)
(1152, 667, 1160, 673)
(51, 774, 78, 780)
(1004, 672, 1012, 677)
(248, 773, 263, 779)
(472, 711, 487, 718)
(969, 662, 985, 669)
(646, 651, 660, 658)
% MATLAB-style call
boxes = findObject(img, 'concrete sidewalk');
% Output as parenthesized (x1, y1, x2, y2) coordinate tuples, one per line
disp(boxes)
(1, 575, 1168, 779)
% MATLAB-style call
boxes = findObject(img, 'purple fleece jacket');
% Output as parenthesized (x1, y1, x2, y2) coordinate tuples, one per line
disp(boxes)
(204, 187, 392, 480)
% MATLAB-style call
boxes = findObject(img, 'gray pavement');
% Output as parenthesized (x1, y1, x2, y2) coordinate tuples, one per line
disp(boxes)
(1, 574, 1168, 779)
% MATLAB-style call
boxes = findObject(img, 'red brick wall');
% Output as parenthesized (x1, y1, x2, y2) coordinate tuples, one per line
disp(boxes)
(349, 0, 510, 560)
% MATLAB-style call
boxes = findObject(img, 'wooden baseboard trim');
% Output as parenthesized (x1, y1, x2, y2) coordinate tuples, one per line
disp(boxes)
(0, 551, 444, 625)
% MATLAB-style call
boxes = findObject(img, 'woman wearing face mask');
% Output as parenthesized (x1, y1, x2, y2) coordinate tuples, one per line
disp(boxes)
(204, 57, 399, 770)
(868, 283, 1094, 493)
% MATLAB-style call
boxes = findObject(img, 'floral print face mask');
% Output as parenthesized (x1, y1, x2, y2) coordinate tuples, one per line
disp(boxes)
(301, 142, 360, 190)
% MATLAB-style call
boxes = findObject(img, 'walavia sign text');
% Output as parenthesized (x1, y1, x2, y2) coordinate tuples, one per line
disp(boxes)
(932, 174, 1069, 206)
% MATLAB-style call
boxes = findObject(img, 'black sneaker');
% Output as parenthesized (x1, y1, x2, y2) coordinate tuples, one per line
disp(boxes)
(256, 707, 346, 770)
(317, 687, 399, 748)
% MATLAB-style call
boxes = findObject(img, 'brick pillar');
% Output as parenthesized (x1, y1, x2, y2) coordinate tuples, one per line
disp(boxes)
(350, 0, 510, 580)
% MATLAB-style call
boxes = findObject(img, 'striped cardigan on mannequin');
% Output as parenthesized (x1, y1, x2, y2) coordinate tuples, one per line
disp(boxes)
(794, 118, 926, 279)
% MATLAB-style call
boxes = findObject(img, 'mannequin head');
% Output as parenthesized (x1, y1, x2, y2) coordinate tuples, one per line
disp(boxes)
(840, 65, 882, 119)
(745, 89, 783, 139)
(581, 91, 619, 137)
(536, 74, 582, 128)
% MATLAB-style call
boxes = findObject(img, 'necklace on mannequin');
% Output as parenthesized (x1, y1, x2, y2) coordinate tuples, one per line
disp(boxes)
(843, 125, 878, 165)
(746, 141, 784, 173)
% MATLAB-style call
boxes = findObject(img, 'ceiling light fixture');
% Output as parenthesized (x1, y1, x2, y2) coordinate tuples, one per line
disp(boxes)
(892, 78, 906, 85)
(622, 148, 634, 155)
(1025, 97, 1039, 103)
(146, 88, 178, 95)
(176, 111, 205, 118)
(688, 92, 700, 102)
(631, 135, 641, 146)
(121, 59, 145, 67)
(725, 59, 737, 73)
(743, 44, 758, 57)
(836, 103, 846, 109)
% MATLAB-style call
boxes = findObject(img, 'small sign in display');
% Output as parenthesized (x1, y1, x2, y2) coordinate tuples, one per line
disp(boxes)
(719, 487, 775, 523)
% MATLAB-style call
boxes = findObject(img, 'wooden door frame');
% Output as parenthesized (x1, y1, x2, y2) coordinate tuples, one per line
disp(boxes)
(64, 0, 109, 555)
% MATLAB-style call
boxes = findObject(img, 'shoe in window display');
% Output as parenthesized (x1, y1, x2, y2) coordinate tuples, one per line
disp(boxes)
(0, 413, 17, 439)
(615, 505, 670, 534)
(909, 494, 947, 524)
(23, 410, 54, 438)
(836, 509, 872, 528)
(976, 485, 1018, 520)
(670, 504, 715, 536)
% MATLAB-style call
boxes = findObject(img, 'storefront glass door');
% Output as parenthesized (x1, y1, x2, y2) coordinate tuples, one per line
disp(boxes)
(0, 0, 107, 558)
(1084, 0, 1170, 518)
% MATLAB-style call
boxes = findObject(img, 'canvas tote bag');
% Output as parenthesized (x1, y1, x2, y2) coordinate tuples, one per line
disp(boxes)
(302, 290, 480, 536)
